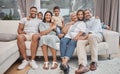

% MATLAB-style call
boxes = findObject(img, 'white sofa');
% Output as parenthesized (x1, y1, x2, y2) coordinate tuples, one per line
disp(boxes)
(0, 20, 119, 73)
(0, 20, 20, 74)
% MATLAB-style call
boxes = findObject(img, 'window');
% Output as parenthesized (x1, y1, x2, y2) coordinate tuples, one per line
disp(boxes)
(40, 0, 94, 23)
(0, 0, 94, 20)
(0, 0, 20, 20)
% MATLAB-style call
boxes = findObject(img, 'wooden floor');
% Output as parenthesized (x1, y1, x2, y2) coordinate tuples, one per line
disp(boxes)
(4, 53, 120, 74)
(4, 60, 31, 74)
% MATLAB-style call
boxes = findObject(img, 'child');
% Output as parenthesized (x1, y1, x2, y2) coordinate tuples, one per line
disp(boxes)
(37, 12, 43, 20)
(52, 6, 64, 37)
(27, 12, 43, 21)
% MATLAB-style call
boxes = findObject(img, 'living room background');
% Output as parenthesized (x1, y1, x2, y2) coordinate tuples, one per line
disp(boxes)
(0, 0, 94, 21)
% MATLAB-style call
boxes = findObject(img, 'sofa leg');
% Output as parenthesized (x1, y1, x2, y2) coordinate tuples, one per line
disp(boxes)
(108, 54, 111, 60)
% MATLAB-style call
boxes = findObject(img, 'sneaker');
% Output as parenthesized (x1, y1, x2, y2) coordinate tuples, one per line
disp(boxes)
(64, 65, 70, 74)
(30, 60, 38, 69)
(59, 64, 70, 74)
(17, 60, 29, 70)
(60, 63, 66, 71)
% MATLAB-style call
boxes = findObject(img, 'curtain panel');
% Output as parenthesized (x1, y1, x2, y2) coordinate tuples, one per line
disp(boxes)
(95, 0, 120, 33)
(17, 0, 35, 18)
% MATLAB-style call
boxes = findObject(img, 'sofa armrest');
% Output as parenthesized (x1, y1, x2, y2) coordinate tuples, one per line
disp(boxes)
(103, 29, 120, 54)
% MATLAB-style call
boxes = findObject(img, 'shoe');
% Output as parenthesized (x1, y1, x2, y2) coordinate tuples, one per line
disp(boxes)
(17, 60, 29, 70)
(90, 62, 97, 71)
(51, 61, 58, 69)
(59, 63, 66, 71)
(59, 64, 70, 74)
(30, 60, 38, 69)
(64, 65, 70, 74)
(43, 62, 49, 70)
(75, 64, 89, 74)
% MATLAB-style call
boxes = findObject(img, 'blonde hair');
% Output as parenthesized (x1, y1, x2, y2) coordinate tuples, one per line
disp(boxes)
(70, 11, 76, 17)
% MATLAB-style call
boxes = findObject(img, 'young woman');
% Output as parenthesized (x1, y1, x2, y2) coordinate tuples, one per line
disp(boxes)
(39, 11, 60, 70)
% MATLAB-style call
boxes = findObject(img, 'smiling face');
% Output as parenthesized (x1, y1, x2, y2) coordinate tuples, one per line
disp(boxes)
(30, 7, 37, 18)
(54, 9, 60, 16)
(44, 12, 52, 22)
(77, 10, 84, 21)
(37, 13, 43, 20)
(70, 13, 78, 22)
(84, 10, 92, 20)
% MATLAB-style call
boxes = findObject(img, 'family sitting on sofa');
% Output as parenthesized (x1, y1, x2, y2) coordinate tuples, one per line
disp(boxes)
(17, 6, 110, 74)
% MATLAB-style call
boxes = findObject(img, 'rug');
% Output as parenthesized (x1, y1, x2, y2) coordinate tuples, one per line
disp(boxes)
(27, 58, 120, 74)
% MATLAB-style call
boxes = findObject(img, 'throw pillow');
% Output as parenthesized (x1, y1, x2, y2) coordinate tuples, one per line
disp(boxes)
(0, 33, 17, 42)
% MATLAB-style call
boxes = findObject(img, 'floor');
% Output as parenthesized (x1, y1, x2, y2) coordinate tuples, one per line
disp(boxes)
(4, 53, 120, 74)
(4, 59, 31, 74)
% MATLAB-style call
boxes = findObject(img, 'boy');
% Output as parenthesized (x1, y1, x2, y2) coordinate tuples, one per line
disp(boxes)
(52, 6, 64, 38)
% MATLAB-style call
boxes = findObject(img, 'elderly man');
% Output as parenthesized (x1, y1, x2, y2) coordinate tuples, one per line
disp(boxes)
(75, 9, 103, 74)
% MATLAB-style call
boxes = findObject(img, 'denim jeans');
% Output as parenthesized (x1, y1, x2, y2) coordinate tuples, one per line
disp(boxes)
(60, 37, 77, 59)
(56, 26, 61, 35)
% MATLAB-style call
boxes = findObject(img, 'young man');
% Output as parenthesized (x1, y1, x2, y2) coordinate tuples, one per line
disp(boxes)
(75, 9, 103, 74)
(17, 6, 41, 70)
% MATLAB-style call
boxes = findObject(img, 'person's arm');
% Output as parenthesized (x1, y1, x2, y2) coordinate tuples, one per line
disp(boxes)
(58, 22, 74, 38)
(77, 34, 88, 40)
(102, 23, 110, 30)
(73, 31, 84, 41)
(62, 21, 74, 34)
(40, 23, 56, 35)
(18, 23, 26, 34)
(73, 22, 86, 40)
(61, 17, 65, 29)
(61, 21, 64, 29)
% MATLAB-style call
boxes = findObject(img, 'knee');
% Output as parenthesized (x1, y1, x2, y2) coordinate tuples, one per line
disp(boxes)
(60, 38, 68, 45)
(32, 34, 40, 40)
(17, 34, 25, 41)
(77, 40, 87, 46)
(88, 34, 97, 40)
(69, 40, 76, 46)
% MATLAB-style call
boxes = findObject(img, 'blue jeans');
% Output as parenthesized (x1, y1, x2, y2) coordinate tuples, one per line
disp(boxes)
(56, 26, 61, 35)
(60, 37, 77, 59)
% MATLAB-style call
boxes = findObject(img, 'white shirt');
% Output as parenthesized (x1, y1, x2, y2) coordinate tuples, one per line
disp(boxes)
(65, 21, 86, 39)
(85, 17, 102, 35)
(19, 18, 41, 34)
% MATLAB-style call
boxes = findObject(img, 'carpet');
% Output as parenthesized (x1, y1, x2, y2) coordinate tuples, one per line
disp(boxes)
(27, 58, 120, 74)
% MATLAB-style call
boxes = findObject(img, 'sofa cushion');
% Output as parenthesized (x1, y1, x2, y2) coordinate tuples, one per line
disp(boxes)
(0, 33, 17, 42)
(0, 40, 18, 65)
(0, 20, 19, 34)
(25, 41, 60, 50)
(25, 41, 108, 56)
(25, 41, 61, 56)
(86, 42, 109, 55)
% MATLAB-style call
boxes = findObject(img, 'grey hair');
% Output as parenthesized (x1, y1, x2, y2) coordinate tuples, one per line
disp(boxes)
(84, 8, 93, 14)
(84, 8, 93, 16)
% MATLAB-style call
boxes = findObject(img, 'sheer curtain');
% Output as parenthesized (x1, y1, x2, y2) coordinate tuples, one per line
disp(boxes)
(95, 0, 120, 33)
(17, 0, 35, 18)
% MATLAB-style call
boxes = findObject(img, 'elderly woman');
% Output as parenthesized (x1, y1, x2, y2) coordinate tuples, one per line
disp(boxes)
(58, 12, 78, 38)
(39, 11, 59, 70)
(59, 10, 87, 74)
